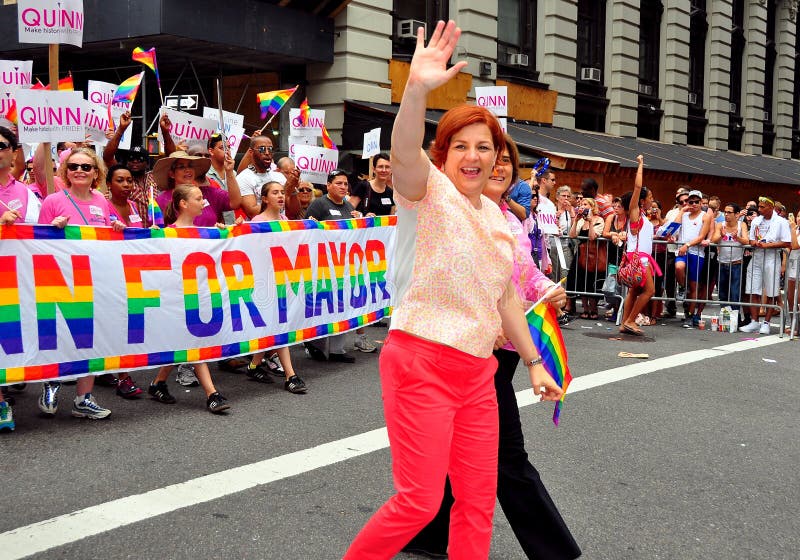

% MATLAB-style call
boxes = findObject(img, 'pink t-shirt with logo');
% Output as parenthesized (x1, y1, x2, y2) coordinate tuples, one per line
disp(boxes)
(38, 190, 112, 226)
(0, 176, 41, 223)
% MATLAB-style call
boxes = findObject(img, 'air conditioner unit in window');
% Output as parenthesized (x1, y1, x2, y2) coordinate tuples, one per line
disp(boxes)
(638, 83, 653, 96)
(729, 102, 738, 113)
(580, 67, 601, 82)
(397, 19, 426, 40)
(507, 53, 529, 67)
(688, 92, 698, 105)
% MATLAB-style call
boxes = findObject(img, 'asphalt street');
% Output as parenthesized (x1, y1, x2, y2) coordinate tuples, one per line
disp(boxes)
(1, 317, 798, 559)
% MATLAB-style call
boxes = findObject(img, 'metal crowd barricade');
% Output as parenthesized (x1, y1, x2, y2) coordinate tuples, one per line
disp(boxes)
(560, 235, 623, 320)
(785, 252, 800, 340)
(560, 234, 794, 338)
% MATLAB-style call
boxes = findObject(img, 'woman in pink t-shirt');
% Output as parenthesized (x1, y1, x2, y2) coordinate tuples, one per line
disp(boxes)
(36, 148, 125, 421)
(344, 22, 563, 560)
(245, 181, 307, 394)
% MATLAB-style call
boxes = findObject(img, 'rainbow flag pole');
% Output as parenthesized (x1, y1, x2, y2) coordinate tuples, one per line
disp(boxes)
(525, 279, 572, 426)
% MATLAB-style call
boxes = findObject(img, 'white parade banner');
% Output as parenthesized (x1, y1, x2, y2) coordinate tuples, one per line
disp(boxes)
(293, 144, 339, 184)
(362, 127, 381, 159)
(0, 60, 34, 91)
(158, 107, 218, 149)
(475, 86, 508, 117)
(15, 89, 85, 144)
(17, 0, 84, 48)
(289, 108, 324, 137)
(0, 219, 396, 384)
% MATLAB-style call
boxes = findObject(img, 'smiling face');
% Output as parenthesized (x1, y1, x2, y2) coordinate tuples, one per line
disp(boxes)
(65, 152, 98, 190)
(169, 159, 197, 185)
(373, 156, 391, 182)
(108, 168, 134, 199)
(442, 123, 497, 201)
(485, 148, 512, 203)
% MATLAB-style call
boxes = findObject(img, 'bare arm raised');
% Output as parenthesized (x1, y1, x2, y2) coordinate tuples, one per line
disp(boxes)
(391, 20, 467, 202)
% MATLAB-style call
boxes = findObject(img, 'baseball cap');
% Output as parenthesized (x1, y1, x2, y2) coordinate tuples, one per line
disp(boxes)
(127, 146, 148, 161)
(327, 170, 348, 182)
(687, 189, 703, 200)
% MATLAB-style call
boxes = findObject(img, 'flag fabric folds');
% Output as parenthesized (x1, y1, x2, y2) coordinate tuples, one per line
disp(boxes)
(256, 86, 298, 120)
(148, 183, 164, 228)
(321, 124, 337, 150)
(299, 98, 311, 127)
(108, 72, 145, 131)
(525, 301, 572, 425)
(131, 47, 161, 88)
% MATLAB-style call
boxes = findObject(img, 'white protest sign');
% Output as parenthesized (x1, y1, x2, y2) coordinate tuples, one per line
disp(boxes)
(87, 80, 131, 110)
(15, 89, 84, 144)
(18, 0, 84, 48)
(362, 127, 381, 159)
(82, 101, 131, 149)
(535, 196, 559, 235)
(289, 108, 324, 137)
(498, 117, 507, 132)
(158, 107, 218, 149)
(475, 86, 508, 117)
(225, 125, 246, 156)
(0, 60, 34, 91)
(293, 144, 339, 184)
(201, 107, 244, 131)
(288, 135, 316, 159)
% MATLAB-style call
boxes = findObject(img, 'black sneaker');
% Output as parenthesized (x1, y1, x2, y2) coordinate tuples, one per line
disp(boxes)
(329, 352, 355, 363)
(284, 375, 307, 394)
(95, 373, 118, 387)
(246, 364, 275, 384)
(148, 382, 176, 404)
(206, 392, 230, 414)
(303, 342, 328, 361)
(558, 312, 571, 326)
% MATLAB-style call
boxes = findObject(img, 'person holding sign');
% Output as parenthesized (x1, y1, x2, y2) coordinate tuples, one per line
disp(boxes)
(37, 148, 125, 421)
(343, 21, 563, 560)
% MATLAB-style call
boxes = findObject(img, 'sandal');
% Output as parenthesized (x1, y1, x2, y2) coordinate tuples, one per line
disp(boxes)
(589, 313, 599, 320)
(579, 313, 590, 319)
(620, 324, 644, 336)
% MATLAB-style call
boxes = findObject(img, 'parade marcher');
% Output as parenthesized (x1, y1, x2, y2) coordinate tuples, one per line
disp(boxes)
(37, 148, 125, 420)
(343, 21, 563, 560)
(236, 135, 296, 218)
(350, 153, 395, 216)
(304, 170, 376, 358)
(244, 181, 308, 394)
(148, 184, 232, 413)
(739, 196, 791, 334)
(403, 134, 580, 560)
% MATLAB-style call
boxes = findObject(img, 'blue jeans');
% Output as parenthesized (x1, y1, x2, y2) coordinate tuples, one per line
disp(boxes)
(718, 262, 742, 310)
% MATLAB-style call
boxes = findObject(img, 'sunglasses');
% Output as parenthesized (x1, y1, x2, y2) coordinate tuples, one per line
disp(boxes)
(66, 163, 96, 172)
(254, 146, 274, 154)
(723, 210, 735, 214)
(0, 141, 12, 151)
(128, 156, 146, 162)
(686, 199, 700, 204)
(297, 188, 312, 193)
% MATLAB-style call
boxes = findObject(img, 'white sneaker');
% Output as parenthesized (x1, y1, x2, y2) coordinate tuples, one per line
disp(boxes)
(739, 321, 762, 333)
(354, 333, 377, 353)
(176, 364, 199, 387)
(759, 322, 771, 335)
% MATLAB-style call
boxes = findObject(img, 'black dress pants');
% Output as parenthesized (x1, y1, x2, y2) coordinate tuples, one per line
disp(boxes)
(405, 349, 582, 559)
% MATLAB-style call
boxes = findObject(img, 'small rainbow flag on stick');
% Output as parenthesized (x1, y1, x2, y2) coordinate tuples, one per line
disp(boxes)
(321, 124, 337, 150)
(148, 183, 164, 228)
(256, 86, 298, 120)
(31, 74, 74, 91)
(132, 47, 163, 105)
(525, 288, 572, 425)
(108, 72, 144, 131)
(299, 98, 311, 126)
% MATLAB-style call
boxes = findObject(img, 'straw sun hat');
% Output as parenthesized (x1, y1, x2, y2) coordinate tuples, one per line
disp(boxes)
(151, 150, 211, 189)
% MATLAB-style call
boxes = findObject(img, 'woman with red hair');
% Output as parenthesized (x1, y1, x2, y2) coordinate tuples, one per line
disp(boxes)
(343, 21, 563, 560)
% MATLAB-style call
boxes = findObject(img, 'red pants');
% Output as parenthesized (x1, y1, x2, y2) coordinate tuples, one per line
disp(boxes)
(343, 330, 499, 560)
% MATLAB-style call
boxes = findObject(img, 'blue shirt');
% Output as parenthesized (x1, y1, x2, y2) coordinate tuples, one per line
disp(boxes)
(507, 179, 531, 218)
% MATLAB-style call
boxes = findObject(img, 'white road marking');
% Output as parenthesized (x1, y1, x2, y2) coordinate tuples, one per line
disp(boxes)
(0, 335, 788, 559)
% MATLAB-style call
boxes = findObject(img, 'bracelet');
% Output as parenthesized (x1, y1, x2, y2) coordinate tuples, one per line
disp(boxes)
(524, 357, 543, 368)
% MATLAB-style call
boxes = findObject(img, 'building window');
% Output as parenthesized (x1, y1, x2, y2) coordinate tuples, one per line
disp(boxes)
(687, 0, 708, 146)
(392, 0, 448, 59)
(728, 0, 745, 151)
(496, 0, 539, 82)
(637, 0, 663, 140)
(762, 1, 777, 155)
(575, 0, 607, 132)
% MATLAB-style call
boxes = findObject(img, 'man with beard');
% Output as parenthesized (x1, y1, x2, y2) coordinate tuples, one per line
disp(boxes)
(236, 135, 292, 218)
(103, 112, 175, 226)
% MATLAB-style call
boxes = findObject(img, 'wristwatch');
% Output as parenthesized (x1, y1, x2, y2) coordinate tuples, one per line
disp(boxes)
(524, 357, 543, 368)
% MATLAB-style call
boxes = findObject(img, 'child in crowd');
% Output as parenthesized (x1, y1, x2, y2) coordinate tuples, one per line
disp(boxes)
(147, 184, 231, 414)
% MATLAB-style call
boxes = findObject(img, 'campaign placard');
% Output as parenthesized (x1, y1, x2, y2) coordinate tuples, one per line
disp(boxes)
(157, 107, 218, 149)
(362, 127, 381, 159)
(201, 107, 244, 131)
(288, 135, 316, 159)
(0, 60, 33, 91)
(18, 0, 84, 48)
(15, 89, 85, 144)
(293, 144, 339, 184)
(475, 86, 508, 117)
(87, 80, 132, 110)
(289, 108, 324, 137)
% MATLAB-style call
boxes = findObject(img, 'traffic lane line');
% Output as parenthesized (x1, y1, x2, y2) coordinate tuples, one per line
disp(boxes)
(0, 335, 788, 559)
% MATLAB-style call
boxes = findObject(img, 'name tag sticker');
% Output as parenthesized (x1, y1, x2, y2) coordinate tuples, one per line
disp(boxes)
(203, 198, 210, 208)
(129, 214, 142, 224)
(381, 197, 391, 205)
(89, 205, 104, 217)
(6, 198, 22, 211)
(329, 209, 342, 216)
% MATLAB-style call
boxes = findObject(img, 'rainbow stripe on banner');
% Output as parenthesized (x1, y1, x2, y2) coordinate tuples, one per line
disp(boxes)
(526, 301, 572, 425)
(0, 255, 22, 354)
(257, 86, 297, 119)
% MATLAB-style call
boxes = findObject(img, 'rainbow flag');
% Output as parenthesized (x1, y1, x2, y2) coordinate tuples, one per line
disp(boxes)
(108, 72, 144, 131)
(321, 124, 337, 150)
(132, 47, 161, 88)
(257, 86, 297, 119)
(526, 301, 572, 425)
(3, 99, 17, 125)
(148, 184, 164, 228)
(299, 98, 311, 126)
(31, 74, 74, 91)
